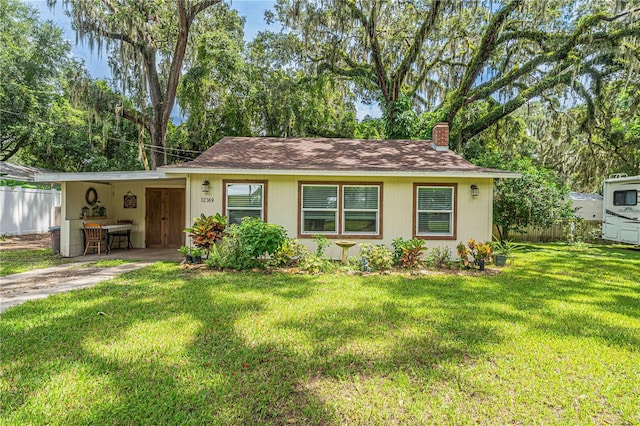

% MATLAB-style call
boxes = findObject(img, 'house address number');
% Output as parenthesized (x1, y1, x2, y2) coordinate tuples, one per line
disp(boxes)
(201, 197, 215, 203)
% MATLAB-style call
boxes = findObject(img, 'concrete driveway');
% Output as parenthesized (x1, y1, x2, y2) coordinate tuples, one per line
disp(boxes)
(0, 249, 181, 313)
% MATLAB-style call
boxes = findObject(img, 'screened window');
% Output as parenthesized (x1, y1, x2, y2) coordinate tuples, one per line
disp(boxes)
(343, 185, 379, 234)
(613, 190, 638, 206)
(416, 186, 454, 237)
(302, 185, 338, 233)
(225, 182, 264, 225)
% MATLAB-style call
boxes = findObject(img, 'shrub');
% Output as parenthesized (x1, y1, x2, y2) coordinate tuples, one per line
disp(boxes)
(184, 213, 226, 252)
(491, 240, 520, 258)
(312, 234, 331, 257)
(425, 246, 453, 269)
(358, 243, 392, 271)
(391, 237, 427, 268)
(299, 254, 336, 274)
(270, 238, 309, 267)
(459, 239, 493, 268)
(215, 231, 258, 270)
(204, 244, 222, 269)
(232, 217, 288, 259)
(457, 242, 470, 267)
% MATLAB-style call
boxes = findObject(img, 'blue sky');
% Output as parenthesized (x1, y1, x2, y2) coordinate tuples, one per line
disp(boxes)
(26, 0, 380, 119)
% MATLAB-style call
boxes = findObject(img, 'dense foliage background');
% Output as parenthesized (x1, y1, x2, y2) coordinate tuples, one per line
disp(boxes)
(2, 0, 639, 194)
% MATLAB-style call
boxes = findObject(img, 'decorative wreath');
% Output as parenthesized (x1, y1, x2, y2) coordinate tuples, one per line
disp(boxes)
(85, 187, 98, 205)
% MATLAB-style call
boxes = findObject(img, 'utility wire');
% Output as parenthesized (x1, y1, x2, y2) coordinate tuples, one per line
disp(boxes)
(0, 108, 206, 161)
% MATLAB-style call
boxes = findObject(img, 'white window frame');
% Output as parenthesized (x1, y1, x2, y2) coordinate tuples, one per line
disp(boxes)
(225, 182, 265, 224)
(415, 185, 455, 238)
(342, 185, 380, 235)
(301, 184, 339, 235)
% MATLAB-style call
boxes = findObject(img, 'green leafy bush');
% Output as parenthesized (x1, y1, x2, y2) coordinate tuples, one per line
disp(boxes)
(391, 237, 427, 268)
(271, 238, 309, 267)
(312, 234, 331, 257)
(204, 244, 222, 269)
(491, 240, 520, 257)
(299, 254, 337, 274)
(358, 243, 392, 271)
(214, 231, 258, 270)
(232, 217, 288, 259)
(425, 246, 453, 269)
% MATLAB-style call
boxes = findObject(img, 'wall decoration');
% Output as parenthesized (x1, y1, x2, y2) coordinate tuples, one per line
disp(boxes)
(85, 187, 98, 205)
(124, 191, 137, 209)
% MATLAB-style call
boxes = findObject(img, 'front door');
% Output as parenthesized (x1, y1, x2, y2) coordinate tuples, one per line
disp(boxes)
(146, 188, 185, 248)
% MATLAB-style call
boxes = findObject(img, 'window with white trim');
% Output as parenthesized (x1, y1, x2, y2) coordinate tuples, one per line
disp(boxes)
(416, 186, 454, 237)
(225, 182, 264, 225)
(343, 185, 379, 234)
(301, 185, 338, 233)
(300, 183, 381, 236)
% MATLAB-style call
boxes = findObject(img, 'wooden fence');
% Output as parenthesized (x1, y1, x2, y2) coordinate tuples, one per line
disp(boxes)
(493, 220, 603, 243)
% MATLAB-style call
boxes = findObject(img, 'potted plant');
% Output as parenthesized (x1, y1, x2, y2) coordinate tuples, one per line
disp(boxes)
(184, 213, 227, 257)
(463, 239, 493, 271)
(90, 200, 107, 217)
(492, 241, 519, 266)
(190, 247, 204, 264)
(178, 246, 193, 264)
(473, 241, 493, 271)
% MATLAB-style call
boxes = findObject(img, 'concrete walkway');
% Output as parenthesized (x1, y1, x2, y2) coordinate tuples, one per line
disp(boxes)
(0, 261, 154, 313)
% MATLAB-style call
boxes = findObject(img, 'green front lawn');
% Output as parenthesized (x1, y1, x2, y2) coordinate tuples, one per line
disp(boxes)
(1, 244, 639, 424)
(0, 249, 73, 276)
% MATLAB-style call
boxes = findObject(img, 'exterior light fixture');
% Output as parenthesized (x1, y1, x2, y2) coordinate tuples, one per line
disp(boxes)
(470, 184, 479, 197)
(201, 180, 210, 194)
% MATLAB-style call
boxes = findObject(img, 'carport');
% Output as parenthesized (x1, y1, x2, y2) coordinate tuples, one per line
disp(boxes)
(35, 171, 189, 257)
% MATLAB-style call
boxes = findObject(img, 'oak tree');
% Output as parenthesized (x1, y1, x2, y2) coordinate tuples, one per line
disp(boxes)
(54, 0, 223, 168)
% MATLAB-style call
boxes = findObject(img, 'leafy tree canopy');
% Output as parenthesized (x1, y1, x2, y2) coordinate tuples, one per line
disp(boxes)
(476, 154, 574, 241)
(272, 0, 640, 146)
(53, 0, 224, 169)
(0, 0, 71, 161)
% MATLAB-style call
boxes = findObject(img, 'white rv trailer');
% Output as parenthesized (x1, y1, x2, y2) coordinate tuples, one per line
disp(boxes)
(602, 174, 640, 245)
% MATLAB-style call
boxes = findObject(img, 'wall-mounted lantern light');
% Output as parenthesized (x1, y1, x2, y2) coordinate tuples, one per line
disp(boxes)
(470, 184, 479, 197)
(201, 180, 210, 194)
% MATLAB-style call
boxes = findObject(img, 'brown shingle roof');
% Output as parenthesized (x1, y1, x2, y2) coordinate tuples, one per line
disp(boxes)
(163, 137, 509, 174)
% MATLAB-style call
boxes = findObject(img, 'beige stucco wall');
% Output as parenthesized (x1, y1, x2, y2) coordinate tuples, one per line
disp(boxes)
(60, 179, 186, 257)
(58, 173, 494, 258)
(186, 173, 494, 259)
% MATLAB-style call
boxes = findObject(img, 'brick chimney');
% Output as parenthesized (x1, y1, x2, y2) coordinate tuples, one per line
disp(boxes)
(431, 122, 449, 152)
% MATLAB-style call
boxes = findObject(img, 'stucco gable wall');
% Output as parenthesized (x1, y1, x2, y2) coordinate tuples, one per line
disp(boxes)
(187, 173, 494, 259)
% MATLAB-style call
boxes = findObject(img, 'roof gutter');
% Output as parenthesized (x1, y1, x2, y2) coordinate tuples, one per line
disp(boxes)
(34, 170, 173, 183)
(161, 167, 521, 179)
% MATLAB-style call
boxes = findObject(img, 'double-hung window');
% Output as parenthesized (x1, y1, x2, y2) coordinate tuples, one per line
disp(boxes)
(301, 185, 338, 233)
(343, 185, 379, 234)
(415, 184, 456, 239)
(300, 183, 381, 237)
(224, 181, 266, 225)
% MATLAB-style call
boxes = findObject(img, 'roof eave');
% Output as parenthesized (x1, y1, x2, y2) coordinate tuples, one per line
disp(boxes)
(161, 167, 520, 179)
(34, 170, 172, 183)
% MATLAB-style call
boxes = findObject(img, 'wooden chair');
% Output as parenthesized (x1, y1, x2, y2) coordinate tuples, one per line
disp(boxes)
(83, 223, 105, 256)
(109, 219, 134, 250)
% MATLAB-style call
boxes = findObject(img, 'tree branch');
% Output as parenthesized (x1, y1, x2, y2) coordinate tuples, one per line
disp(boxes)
(392, 0, 443, 98)
(78, 20, 138, 49)
(189, 0, 222, 19)
(457, 64, 574, 141)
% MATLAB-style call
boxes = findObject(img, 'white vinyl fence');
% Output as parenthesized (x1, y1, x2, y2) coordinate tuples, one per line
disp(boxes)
(0, 186, 61, 235)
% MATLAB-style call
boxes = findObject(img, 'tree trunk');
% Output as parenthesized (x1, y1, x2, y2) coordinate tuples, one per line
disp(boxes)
(147, 116, 168, 170)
